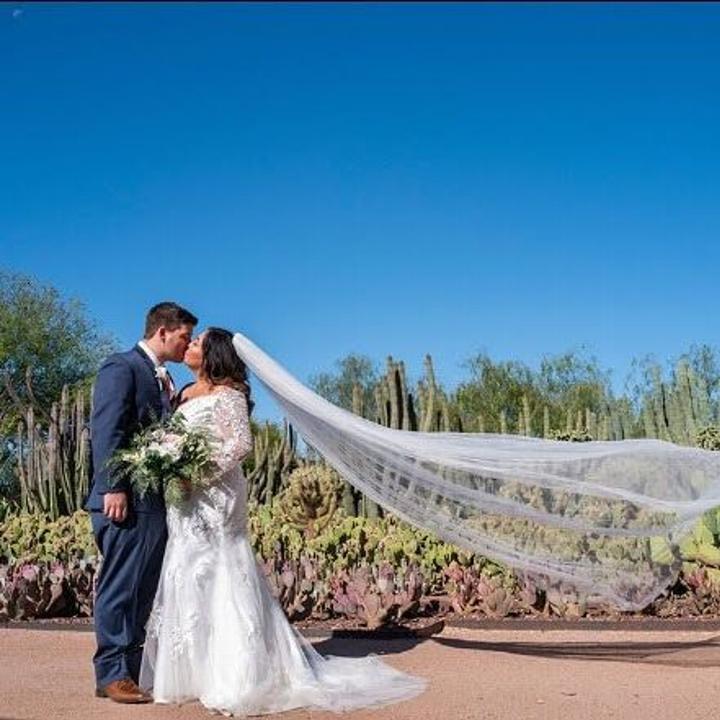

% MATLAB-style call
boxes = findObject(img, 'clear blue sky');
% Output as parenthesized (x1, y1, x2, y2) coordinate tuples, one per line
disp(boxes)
(2, 3, 720, 420)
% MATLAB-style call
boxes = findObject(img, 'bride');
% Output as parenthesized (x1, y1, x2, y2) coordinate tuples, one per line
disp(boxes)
(138, 327, 426, 716)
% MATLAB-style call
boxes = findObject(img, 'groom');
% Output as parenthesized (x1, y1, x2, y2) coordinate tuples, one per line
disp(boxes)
(85, 302, 197, 703)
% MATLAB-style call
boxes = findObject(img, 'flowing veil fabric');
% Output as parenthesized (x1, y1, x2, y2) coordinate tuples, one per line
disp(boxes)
(233, 333, 720, 610)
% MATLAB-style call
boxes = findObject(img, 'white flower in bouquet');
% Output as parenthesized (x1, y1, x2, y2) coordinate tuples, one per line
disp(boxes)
(147, 432, 182, 461)
(160, 433, 183, 461)
(109, 415, 218, 507)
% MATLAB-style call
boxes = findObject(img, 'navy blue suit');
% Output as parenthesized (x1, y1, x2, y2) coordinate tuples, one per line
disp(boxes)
(85, 345, 172, 687)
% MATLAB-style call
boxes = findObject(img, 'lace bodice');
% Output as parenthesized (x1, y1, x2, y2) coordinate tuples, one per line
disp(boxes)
(163, 386, 254, 547)
(176, 386, 253, 476)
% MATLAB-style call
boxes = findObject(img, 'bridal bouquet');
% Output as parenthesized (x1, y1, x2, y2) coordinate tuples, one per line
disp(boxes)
(109, 415, 218, 507)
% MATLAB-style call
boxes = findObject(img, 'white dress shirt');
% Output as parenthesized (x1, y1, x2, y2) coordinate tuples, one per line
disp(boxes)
(138, 340, 175, 396)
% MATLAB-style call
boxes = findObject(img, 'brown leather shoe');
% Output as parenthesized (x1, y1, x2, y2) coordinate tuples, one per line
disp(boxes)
(95, 678, 152, 704)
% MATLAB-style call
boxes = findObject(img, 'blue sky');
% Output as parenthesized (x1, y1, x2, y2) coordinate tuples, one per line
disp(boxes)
(2, 3, 720, 420)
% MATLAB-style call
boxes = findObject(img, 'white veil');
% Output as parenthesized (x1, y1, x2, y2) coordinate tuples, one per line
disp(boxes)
(233, 333, 720, 610)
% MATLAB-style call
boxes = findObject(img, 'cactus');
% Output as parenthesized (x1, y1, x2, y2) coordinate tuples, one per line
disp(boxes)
(245, 420, 298, 504)
(276, 464, 342, 537)
(521, 395, 532, 436)
(480, 578, 515, 618)
(516, 575, 541, 614)
(419, 355, 437, 432)
(696, 425, 720, 451)
(550, 428, 593, 442)
(330, 565, 390, 628)
(544, 584, 589, 618)
(329, 562, 424, 628)
(0, 510, 95, 564)
(0, 559, 97, 621)
(11, 376, 91, 520)
(261, 556, 320, 621)
(440, 561, 482, 614)
(640, 360, 712, 445)
(500, 409, 508, 435)
(679, 514, 720, 567)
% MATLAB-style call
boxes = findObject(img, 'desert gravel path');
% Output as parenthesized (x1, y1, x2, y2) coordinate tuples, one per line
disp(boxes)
(2, 624, 720, 720)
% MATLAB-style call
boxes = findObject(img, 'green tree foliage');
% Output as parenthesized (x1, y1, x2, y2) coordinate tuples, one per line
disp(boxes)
(309, 353, 379, 417)
(0, 270, 115, 496)
(454, 353, 541, 433)
(452, 349, 612, 435)
(0, 270, 115, 432)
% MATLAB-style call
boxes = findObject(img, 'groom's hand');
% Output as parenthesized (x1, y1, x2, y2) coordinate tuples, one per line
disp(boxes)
(103, 491, 128, 522)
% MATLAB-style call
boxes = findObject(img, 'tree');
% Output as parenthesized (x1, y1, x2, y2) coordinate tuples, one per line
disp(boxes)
(0, 269, 115, 433)
(309, 353, 379, 418)
(455, 348, 613, 434)
(455, 353, 541, 433)
(537, 349, 612, 425)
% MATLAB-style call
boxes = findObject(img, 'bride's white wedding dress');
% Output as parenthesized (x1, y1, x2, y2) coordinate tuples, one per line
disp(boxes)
(138, 386, 426, 716)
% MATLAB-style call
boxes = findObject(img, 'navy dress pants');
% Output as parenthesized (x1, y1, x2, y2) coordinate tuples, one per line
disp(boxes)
(91, 510, 168, 687)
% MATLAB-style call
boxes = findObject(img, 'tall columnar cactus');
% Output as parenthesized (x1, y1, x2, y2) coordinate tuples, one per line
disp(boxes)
(601, 413, 611, 440)
(419, 354, 437, 432)
(641, 361, 712, 446)
(367, 352, 454, 435)
(500, 409, 508, 435)
(374, 355, 418, 433)
(246, 420, 298, 504)
(12, 379, 90, 520)
(521, 395, 531, 436)
(354, 353, 457, 515)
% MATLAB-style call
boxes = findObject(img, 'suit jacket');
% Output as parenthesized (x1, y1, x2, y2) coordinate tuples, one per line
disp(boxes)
(84, 345, 172, 514)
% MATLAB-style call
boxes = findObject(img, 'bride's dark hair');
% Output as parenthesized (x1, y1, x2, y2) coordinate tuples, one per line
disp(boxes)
(202, 327, 254, 415)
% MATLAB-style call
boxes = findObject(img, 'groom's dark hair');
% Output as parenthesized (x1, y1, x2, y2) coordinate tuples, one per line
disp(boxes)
(144, 302, 198, 338)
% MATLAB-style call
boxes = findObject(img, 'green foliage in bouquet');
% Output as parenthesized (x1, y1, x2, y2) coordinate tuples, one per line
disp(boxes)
(109, 414, 218, 507)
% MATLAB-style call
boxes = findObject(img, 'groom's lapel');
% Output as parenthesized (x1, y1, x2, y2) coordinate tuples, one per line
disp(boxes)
(133, 344, 157, 379)
(133, 345, 172, 416)
(134, 345, 162, 395)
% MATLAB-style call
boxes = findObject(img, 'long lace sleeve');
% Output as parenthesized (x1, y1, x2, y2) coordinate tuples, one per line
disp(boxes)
(210, 389, 253, 474)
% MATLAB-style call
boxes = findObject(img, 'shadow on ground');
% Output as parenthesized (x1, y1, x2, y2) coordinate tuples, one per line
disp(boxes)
(432, 634, 720, 667)
(311, 636, 429, 658)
